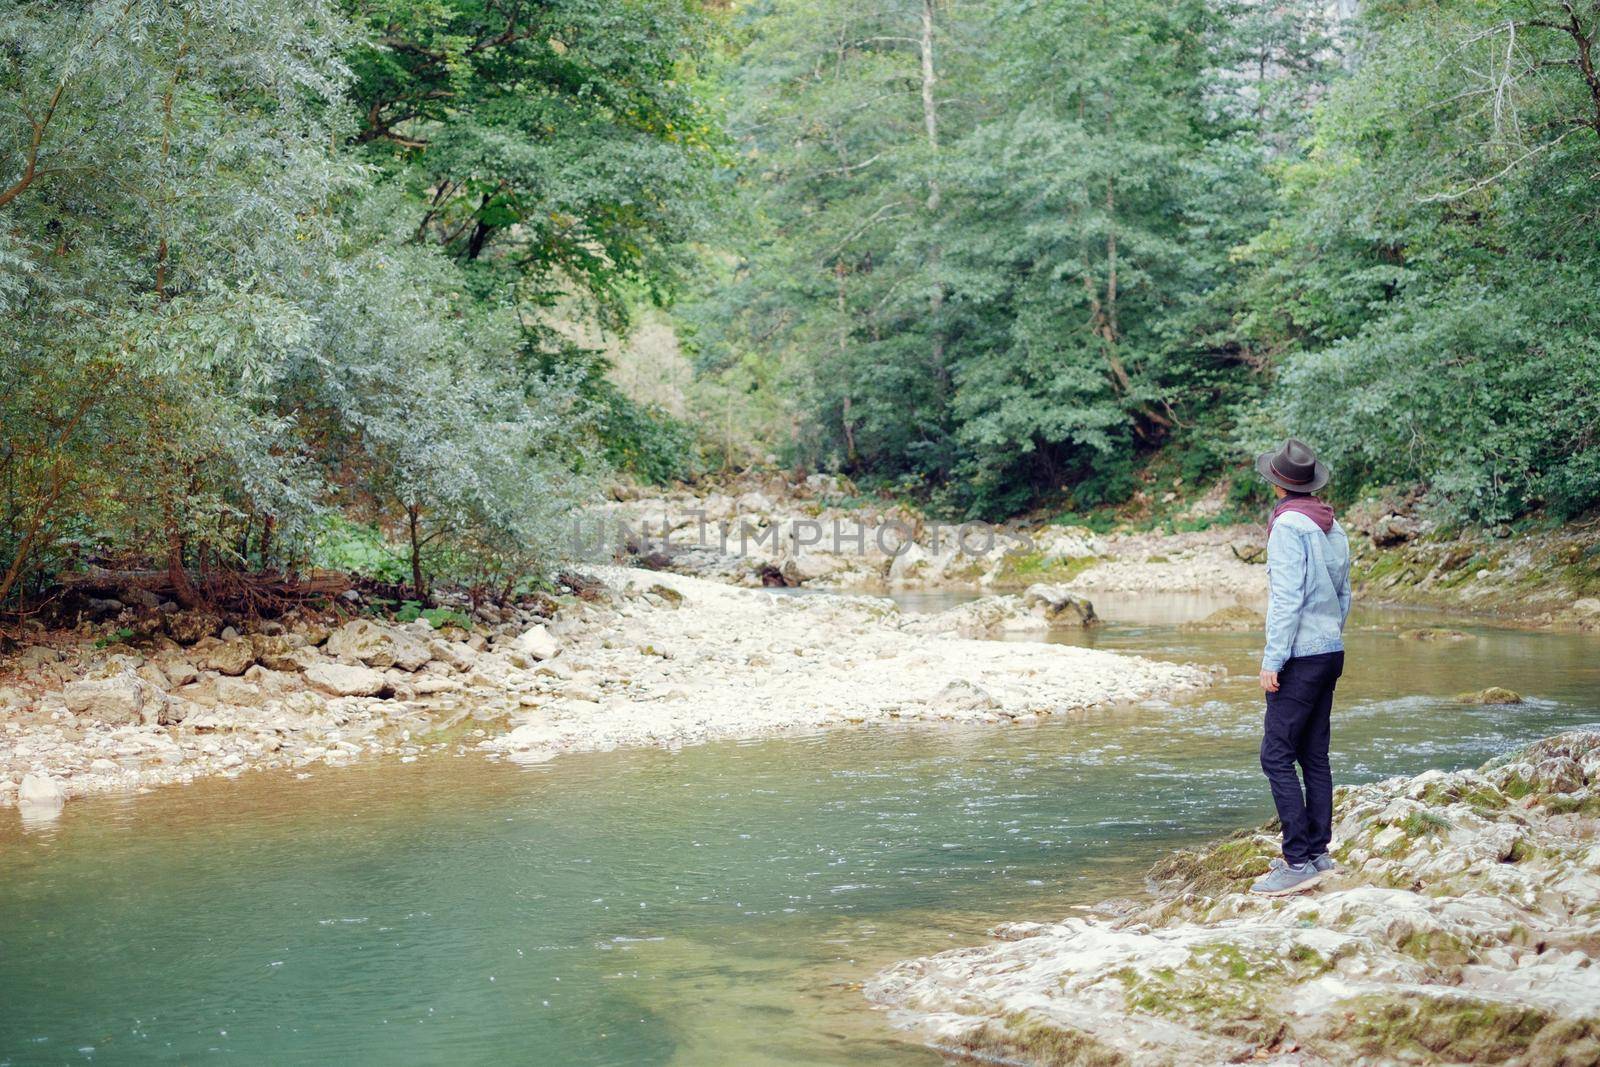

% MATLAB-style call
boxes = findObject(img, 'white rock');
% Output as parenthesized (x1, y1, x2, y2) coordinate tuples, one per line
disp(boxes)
(62, 671, 176, 725)
(325, 620, 432, 672)
(303, 663, 388, 698)
(18, 772, 65, 805)
(514, 624, 560, 661)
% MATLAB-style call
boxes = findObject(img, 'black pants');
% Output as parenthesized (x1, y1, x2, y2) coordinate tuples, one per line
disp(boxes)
(1260, 650, 1343, 865)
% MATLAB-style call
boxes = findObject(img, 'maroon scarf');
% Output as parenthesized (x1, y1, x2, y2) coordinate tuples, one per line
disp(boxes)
(1269, 494, 1335, 535)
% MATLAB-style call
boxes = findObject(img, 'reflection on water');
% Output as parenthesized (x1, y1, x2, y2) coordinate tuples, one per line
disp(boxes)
(1, 597, 1597, 1065)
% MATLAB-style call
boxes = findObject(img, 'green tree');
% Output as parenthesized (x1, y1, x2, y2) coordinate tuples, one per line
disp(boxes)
(1238, 0, 1600, 521)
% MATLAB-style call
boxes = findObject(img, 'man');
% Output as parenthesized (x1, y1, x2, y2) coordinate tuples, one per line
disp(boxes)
(1249, 438, 1352, 896)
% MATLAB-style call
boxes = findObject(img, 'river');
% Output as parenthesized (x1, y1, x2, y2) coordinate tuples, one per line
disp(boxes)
(2, 593, 1597, 1065)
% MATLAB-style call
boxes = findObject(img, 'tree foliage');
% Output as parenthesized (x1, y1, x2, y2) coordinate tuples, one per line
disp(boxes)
(692, 0, 1599, 522)
(0, 0, 710, 610)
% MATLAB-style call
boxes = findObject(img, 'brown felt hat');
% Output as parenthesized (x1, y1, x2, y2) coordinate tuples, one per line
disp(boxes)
(1255, 438, 1330, 493)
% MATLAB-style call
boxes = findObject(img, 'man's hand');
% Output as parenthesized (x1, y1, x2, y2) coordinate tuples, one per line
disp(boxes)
(1259, 669, 1280, 693)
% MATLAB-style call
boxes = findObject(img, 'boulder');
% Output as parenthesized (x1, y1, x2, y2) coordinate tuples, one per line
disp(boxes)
(62, 671, 177, 725)
(193, 636, 256, 676)
(931, 679, 1001, 715)
(886, 542, 930, 584)
(303, 662, 388, 698)
(1180, 605, 1265, 632)
(325, 619, 431, 672)
(242, 665, 299, 694)
(277, 690, 328, 716)
(426, 638, 477, 672)
(250, 633, 309, 672)
(154, 656, 199, 687)
(1399, 628, 1471, 641)
(163, 611, 222, 645)
(213, 676, 264, 706)
(16, 646, 63, 670)
(18, 772, 65, 806)
(135, 663, 170, 689)
(513, 624, 560, 662)
(1457, 687, 1523, 705)
(1370, 513, 1421, 547)
(1021, 584, 1098, 627)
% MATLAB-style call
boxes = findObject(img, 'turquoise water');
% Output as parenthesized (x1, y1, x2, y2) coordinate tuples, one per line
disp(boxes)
(2, 596, 1597, 1065)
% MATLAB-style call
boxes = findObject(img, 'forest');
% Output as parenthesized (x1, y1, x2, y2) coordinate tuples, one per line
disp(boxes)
(3, 0, 1598, 608)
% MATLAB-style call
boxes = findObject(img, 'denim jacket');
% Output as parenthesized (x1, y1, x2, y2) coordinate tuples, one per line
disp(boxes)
(1262, 510, 1352, 672)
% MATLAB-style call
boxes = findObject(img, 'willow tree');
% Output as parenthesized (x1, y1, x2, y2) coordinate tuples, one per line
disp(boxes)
(0, 0, 601, 610)
(0, 0, 354, 606)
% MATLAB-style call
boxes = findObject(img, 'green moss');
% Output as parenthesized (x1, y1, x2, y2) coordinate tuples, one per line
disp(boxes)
(1501, 773, 1536, 800)
(1525, 1018, 1600, 1067)
(1396, 929, 1473, 967)
(1287, 943, 1331, 973)
(1540, 792, 1600, 816)
(953, 1012, 1128, 1067)
(1119, 949, 1287, 1045)
(1334, 994, 1555, 1063)
(1147, 830, 1280, 897)
(1357, 550, 1411, 589)
(1400, 810, 1453, 839)
(994, 551, 1102, 587)
(1418, 778, 1509, 813)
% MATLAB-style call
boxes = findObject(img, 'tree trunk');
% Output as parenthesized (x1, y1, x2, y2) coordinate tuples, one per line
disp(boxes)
(408, 503, 427, 599)
(164, 504, 201, 609)
(919, 0, 946, 389)
(836, 263, 858, 464)
(465, 193, 493, 260)
(258, 513, 275, 569)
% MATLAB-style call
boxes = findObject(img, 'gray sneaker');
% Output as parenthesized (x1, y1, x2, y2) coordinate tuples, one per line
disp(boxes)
(1251, 858, 1324, 896)
(1311, 852, 1335, 873)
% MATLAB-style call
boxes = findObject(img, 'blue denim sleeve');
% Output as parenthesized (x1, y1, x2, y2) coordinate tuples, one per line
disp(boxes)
(1263, 524, 1306, 672)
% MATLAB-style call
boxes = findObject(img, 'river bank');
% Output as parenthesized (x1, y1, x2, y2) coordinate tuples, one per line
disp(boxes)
(0, 568, 1213, 819)
(867, 730, 1600, 1065)
(4, 558, 1597, 1064)
(599, 473, 1600, 628)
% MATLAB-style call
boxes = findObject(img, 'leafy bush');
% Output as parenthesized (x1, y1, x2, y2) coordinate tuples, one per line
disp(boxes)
(309, 518, 410, 585)
(394, 601, 474, 630)
(593, 384, 701, 485)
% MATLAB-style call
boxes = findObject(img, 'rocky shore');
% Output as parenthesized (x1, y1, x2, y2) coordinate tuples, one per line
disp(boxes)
(1, 568, 1215, 821)
(599, 473, 1600, 627)
(867, 731, 1600, 1066)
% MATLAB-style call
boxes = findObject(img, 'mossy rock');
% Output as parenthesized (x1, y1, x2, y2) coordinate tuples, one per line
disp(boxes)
(646, 583, 684, 606)
(1331, 993, 1560, 1064)
(1399, 810, 1454, 839)
(994, 552, 1102, 587)
(1119, 951, 1288, 1046)
(1455, 686, 1522, 704)
(1399, 628, 1471, 641)
(1147, 829, 1280, 897)
(1540, 791, 1600, 816)
(1180, 604, 1265, 632)
(952, 1012, 1128, 1067)
(1395, 928, 1474, 967)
